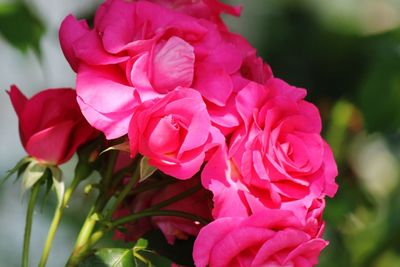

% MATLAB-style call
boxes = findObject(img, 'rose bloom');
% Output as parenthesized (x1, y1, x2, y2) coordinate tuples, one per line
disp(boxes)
(59, 0, 267, 139)
(193, 209, 327, 267)
(202, 79, 337, 216)
(114, 178, 212, 244)
(8, 85, 97, 165)
(129, 89, 217, 179)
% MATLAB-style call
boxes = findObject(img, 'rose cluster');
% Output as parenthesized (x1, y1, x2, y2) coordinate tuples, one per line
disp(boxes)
(59, 0, 337, 266)
(9, 0, 338, 266)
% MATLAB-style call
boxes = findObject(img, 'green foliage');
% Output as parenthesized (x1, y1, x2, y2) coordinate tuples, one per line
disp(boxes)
(21, 161, 47, 196)
(0, 157, 31, 185)
(145, 230, 195, 267)
(358, 29, 400, 133)
(78, 239, 172, 267)
(139, 157, 157, 183)
(78, 248, 136, 267)
(0, 2, 45, 54)
(49, 166, 64, 207)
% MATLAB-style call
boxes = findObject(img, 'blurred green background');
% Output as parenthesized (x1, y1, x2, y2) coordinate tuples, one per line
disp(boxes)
(1, 0, 400, 266)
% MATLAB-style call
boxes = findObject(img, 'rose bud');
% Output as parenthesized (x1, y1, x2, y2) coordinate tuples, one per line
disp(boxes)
(8, 85, 98, 165)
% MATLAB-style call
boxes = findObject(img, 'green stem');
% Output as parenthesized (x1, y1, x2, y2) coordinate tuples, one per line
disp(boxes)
(86, 209, 210, 250)
(128, 178, 175, 196)
(22, 182, 40, 267)
(113, 209, 209, 228)
(147, 183, 202, 211)
(66, 152, 118, 267)
(66, 183, 206, 266)
(65, 196, 107, 267)
(104, 164, 140, 221)
(101, 151, 118, 189)
(38, 174, 82, 267)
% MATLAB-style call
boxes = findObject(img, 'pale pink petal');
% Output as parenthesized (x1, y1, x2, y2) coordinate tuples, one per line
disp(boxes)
(77, 96, 134, 140)
(129, 53, 164, 102)
(151, 37, 195, 93)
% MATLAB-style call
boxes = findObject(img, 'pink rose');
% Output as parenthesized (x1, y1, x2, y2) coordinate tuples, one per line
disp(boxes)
(193, 209, 327, 267)
(236, 79, 338, 204)
(129, 89, 215, 179)
(59, 0, 264, 139)
(202, 145, 328, 225)
(203, 79, 337, 215)
(8, 85, 98, 165)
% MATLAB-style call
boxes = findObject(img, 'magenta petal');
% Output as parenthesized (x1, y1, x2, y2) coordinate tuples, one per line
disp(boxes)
(129, 53, 163, 102)
(151, 152, 206, 179)
(179, 107, 210, 155)
(252, 229, 309, 266)
(207, 41, 243, 74)
(194, 63, 233, 106)
(193, 217, 243, 267)
(77, 64, 136, 113)
(62, 119, 97, 163)
(201, 144, 228, 188)
(77, 96, 133, 140)
(209, 227, 275, 267)
(8, 85, 27, 118)
(25, 120, 75, 164)
(148, 116, 181, 154)
(235, 82, 268, 128)
(96, 0, 137, 54)
(76, 64, 138, 138)
(19, 88, 77, 143)
(268, 78, 307, 100)
(208, 93, 240, 129)
(59, 15, 90, 72)
(322, 142, 339, 197)
(73, 30, 129, 65)
(286, 238, 327, 266)
(151, 37, 195, 93)
(208, 179, 250, 218)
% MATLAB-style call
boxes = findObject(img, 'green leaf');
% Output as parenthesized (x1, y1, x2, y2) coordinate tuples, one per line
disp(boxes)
(134, 239, 149, 252)
(78, 248, 136, 267)
(100, 142, 130, 156)
(139, 157, 157, 183)
(78, 244, 173, 267)
(39, 174, 54, 211)
(144, 230, 194, 266)
(0, 2, 45, 54)
(21, 161, 46, 196)
(49, 166, 64, 207)
(136, 251, 172, 267)
(1, 157, 31, 185)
